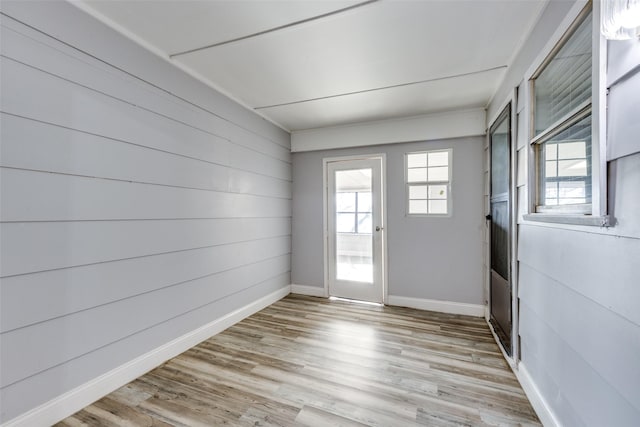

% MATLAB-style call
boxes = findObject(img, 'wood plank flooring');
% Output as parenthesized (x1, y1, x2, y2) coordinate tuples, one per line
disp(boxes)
(57, 295, 541, 426)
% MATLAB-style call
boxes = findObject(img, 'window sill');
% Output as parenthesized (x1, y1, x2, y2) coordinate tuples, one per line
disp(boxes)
(523, 213, 609, 227)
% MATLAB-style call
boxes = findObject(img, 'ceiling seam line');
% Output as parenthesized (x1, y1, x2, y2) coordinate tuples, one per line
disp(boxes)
(169, 0, 380, 58)
(254, 65, 509, 110)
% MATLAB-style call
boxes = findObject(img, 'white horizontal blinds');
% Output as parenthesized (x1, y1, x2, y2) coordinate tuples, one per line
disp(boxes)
(533, 9, 593, 212)
(407, 150, 450, 214)
(534, 11, 593, 135)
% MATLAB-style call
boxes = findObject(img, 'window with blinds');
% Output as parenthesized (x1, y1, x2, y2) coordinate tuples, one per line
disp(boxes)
(531, 9, 593, 213)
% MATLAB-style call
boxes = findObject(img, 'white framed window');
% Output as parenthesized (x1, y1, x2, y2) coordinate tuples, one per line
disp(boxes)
(527, 2, 607, 225)
(406, 149, 452, 215)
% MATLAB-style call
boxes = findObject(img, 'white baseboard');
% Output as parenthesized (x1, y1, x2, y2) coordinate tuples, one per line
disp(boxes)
(3, 286, 290, 427)
(387, 295, 485, 317)
(290, 284, 327, 298)
(515, 362, 560, 427)
(485, 318, 559, 427)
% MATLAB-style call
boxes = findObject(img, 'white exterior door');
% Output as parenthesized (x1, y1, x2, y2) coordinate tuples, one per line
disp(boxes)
(327, 157, 385, 303)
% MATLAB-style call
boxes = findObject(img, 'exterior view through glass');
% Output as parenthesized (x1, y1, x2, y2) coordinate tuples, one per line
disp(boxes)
(335, 168, 373, 283)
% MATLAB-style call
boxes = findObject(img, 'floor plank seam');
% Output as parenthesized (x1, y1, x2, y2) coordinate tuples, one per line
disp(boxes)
(57, 295, 541, 427)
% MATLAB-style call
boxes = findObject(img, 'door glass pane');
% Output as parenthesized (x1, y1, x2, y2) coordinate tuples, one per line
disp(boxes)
(357, 213, 372, 234)
(336, 192, 356, 212)
(358, 192, 372, 212)
(491, 116, 509, 196)
(336, 213, 356, 233)
(335, 168, 373, 283)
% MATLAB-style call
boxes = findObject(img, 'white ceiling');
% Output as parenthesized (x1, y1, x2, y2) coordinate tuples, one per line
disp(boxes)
(79, 0, 547, 132)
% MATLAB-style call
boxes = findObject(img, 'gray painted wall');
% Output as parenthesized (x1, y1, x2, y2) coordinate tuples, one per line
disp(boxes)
(292, 137, 485, 304)
(0, 1, 291, 422)
(488, 1, 640, 425)
(607, 39, 640, 161)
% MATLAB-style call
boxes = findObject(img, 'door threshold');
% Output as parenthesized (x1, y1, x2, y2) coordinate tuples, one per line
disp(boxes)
(329, 296, 384, 307)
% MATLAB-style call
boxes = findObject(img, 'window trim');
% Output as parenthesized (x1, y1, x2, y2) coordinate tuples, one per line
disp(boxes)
(524, 0, 608, 226)
(405, 148, 452, 217)
(534, 107, 593, 210)
(530, 100, 591, 146)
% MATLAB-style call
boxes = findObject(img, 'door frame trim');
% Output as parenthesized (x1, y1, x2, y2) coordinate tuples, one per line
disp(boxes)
(322, 154, 388, 304)
(488, 101, 514, 357)
(510, 90, 520, 366)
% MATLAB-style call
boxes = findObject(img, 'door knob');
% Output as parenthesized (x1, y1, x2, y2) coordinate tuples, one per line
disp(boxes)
(375, 226, 384, 232)
(485, 214, 492, 221)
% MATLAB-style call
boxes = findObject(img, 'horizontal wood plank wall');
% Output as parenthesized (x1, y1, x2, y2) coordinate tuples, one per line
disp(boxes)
(485, 2, 640, 425)
(518, 220, 640, 426)
(0, 3, 291, 423)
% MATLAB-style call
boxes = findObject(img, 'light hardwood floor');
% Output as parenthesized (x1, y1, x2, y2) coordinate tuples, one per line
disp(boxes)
(57, 295, 541, 426)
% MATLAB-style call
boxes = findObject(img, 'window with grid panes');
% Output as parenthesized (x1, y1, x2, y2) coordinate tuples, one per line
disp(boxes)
(531, 8, 593, 213)
(406, 149, 451, 215)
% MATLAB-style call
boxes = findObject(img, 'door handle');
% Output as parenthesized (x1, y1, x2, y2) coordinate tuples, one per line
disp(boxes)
(485, 214, 492, 221)
(375, 226, 384, 232)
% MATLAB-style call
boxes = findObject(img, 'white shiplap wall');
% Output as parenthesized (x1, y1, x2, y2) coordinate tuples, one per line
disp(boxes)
(0, 1, 291, 423)
(486, 1, 640, 425)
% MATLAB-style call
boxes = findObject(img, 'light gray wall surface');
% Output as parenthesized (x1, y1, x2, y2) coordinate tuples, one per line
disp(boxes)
(292, 137, 485, 304)
(488, 1, 640, 425)
(606, 39, 640, 161)
(0, 1, 291, 422)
